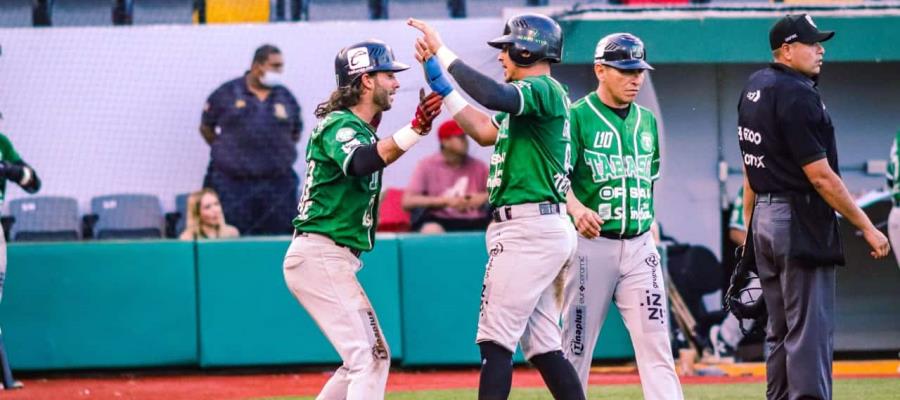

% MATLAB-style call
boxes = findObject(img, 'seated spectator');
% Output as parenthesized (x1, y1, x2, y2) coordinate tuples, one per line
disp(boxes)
(402, 121, 490, 234)
(179, 188, 240, 240)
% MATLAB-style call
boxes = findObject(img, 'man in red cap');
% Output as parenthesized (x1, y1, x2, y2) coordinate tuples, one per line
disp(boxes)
(403, 120, 490, 233)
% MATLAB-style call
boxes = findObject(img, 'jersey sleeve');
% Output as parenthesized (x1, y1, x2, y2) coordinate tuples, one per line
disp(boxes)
(650, 115, 661, 181)
(491, 113, 508, 129)
(510, 77, 554, 117)
(0, 134, 23, 163)
(778, 93, 828, 166)
(568, 108, 584, 170)
(321, 121, 374, 175)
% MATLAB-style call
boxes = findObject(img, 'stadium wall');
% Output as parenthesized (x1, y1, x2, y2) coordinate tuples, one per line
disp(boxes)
(0, 17, 896, 256)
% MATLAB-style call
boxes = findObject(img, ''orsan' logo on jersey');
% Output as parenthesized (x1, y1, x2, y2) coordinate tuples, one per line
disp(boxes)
(583, 151, 653, 183)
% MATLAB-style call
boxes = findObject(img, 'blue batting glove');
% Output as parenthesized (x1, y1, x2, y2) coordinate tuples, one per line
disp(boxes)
(423, 57, 453, 97)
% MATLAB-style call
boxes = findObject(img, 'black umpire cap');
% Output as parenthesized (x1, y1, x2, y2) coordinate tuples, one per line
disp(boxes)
(769, 14, 835, 50)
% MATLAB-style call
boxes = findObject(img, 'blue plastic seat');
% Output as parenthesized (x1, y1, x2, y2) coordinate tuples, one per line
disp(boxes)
(8, 196, 81, 241)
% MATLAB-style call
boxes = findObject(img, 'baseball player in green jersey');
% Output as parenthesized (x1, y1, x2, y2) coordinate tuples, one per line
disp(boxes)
(561, 33, 682, 400)
(887, 130, 900, 270)
(0, 115, 41, 390)
(282, 40, 442, 400)
(410, 15, 585, 400)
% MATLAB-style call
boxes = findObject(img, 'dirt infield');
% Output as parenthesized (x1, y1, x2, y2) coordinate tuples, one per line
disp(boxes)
(0, 368, 776, 400)
(5, 367, 897, 400)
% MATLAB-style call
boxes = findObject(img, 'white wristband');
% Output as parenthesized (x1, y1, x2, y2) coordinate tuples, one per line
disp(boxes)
(392, 124, 423, 151)
(436, 46, 459, 70)
(444, 91, 469, 116)
(19, 166, 32, 186)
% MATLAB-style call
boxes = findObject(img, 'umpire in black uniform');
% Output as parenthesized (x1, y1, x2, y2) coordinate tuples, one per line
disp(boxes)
(737, 14, 890, 400)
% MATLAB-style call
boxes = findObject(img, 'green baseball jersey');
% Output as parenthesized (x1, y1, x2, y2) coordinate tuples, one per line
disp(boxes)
(488, 75, 572, 207)
(0, 133, 24, 205)
(568, 92, 660, 236)
(292, 110, 381, 252)
(888, 131, 900, 205)
(729, 186, 746, 231)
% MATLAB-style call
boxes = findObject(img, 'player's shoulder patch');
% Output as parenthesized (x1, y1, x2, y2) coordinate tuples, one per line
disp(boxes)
(335, 127, 357, 143)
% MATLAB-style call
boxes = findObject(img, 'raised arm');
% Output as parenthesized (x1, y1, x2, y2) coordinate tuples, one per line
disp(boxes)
(409, 19, 504, 147)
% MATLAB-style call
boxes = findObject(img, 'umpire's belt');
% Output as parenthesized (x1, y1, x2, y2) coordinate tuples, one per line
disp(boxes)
(491, 202, 565, 223)
(755, 193, 793, 204)
(294, 231, 361, 258)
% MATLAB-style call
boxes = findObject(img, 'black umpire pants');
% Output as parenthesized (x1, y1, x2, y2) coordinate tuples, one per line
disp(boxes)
(753, 197, 835, 400)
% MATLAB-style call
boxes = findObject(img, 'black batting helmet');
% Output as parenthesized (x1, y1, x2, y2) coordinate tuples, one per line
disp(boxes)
(594, 33, 654, 71)
(487, 13, 563, 66)
(335, 39, 410, 88)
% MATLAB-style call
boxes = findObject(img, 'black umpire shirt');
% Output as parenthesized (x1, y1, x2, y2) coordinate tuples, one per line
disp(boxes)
(737, 63, 838, 194)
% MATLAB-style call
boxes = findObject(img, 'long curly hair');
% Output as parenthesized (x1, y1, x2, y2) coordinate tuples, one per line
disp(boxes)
(314, 79, 366, 119)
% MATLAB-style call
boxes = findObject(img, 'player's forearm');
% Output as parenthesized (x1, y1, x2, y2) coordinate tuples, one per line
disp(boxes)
(729, 228, 747, 247)
(742, 175, 755, 228)
(805, 164, 875, 232)
(565, 189, 588, 217)
(453, 108, 498, 146)
(446, 60, 520, 114)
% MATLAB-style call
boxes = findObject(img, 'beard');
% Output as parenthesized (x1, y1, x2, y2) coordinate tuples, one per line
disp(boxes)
(373, 83, 392, 111)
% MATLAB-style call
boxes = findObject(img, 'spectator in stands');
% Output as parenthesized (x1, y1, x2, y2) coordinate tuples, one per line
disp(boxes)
(200, 44, 302, 235)
(402, 120, 490, 233)
(0, 112, 39, 390)
(179, 188, 240, 240)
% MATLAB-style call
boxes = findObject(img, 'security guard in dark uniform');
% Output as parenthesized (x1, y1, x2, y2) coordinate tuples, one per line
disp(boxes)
(737, 14, 890, 400)
(201, 44, 302, 235)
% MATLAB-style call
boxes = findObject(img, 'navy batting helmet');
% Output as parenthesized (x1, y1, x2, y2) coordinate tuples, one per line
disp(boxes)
(487, 13, 563, 66)
(594, 33, 653, 71)
(335, 39, 410, 88)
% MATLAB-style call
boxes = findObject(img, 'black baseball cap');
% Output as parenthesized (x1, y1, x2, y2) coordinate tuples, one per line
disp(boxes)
(769, 14, 835, 50)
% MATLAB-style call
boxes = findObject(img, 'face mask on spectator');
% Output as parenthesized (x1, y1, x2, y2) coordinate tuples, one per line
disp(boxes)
(260, 71, 284, 88)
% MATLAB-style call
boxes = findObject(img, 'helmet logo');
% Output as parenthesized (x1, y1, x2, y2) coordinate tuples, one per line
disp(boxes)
(348, 47, 372, 72)
(631, 47, 644, 60)
(805, 15, 817, 28)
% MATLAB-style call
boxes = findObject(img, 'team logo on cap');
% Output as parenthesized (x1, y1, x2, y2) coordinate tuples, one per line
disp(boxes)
(805, 15, 818, 28)
(347, 47, 372, 73)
